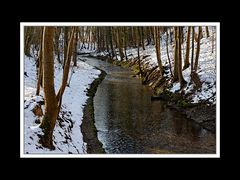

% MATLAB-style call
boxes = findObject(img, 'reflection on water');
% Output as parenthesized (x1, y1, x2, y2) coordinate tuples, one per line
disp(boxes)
(84, 56, 216, 154)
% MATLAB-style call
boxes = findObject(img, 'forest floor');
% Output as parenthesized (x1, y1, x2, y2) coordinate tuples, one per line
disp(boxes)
(24, 55, 101, 154)
(85, 27, 217, 133)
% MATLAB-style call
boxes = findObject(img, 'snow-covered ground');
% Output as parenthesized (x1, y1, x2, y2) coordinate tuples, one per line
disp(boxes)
(90, 26, 216, 104)
(24, 55, 100, 154)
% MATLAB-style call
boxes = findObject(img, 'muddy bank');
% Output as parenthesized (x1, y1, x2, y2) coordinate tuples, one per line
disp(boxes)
(81, 68, 106, 154)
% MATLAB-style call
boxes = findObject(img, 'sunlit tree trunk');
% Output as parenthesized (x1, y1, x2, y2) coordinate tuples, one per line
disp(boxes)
(40, 27, 58, 150)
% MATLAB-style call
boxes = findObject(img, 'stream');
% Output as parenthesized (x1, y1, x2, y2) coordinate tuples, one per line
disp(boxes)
(83, 56, 216, 154)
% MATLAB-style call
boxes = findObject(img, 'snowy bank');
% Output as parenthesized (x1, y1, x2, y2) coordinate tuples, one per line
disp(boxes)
(24, 56, 100, 154)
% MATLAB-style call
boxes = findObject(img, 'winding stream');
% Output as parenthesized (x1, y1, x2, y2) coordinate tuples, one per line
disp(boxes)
(83, 56, 216, 154)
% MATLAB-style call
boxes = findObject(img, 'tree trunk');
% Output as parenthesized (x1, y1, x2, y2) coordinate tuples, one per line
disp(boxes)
(56, 27, 75, 114)
(109, 27, 115, 59)
(73, 29, 78, 66)
(54, 28, 61, 64)
(117, 27, 124, 61)
(205, 26, 209, 38)
(40, 27, 58, 150)
(154, 26, 163, 76)
(36, 27, 43, 95)
(177, 27, 186, 88)
(173, 27, 179, 82)
(141, 27, 145, 50)
(124, 27, 128, 60)
(194, 26, 202, 72)
(191, 26, 195, 74)
(166, 29, 173, 77)
(63, 27, 69, 69)
(183, 26, 191, 70)
(137, 28, 143, 78)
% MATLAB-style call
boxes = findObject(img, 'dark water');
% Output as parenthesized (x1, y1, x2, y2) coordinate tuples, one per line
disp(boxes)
(83, 56, 216, 154)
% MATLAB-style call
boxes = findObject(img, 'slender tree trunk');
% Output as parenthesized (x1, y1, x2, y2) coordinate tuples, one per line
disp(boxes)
(36, 28, 43, 95)
(63, 27, 69, 69)
(191, 26, 195, 74)
(117, 27, 124, 61)
(151, 27, 155, 45)
(56, 27, 75, 115)
(154, 26, 163, 76)
(54, 28, 61, 64)
(40, 27, 58, 150)
(183, 26, 191, 70)
(177, 27, 186, 88)
(109, 27, 115, 58)
(141, 27, 145, 50)
(124, 27, 128, 60)
(73, 30, 78, 66)
(205, 26, 209, 38)
(194, 26, 202, 72)
(137, 28, 143, 78)
(166, 29, 173, 77)
(173, 27, 179, 82)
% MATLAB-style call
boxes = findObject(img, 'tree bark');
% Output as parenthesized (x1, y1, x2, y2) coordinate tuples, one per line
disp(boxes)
(40, 27, 58, 149)
(154, 26, 163, 76)
(137, 28, 143, 78)
(36, 27, 43, 95)
(56, 27, 75, 114)
(177, 27, 186, 88)
(73, 29, 78, 66)
(194, 26, 202, 72)
(183, 26, 191, 70)
(191, 26, 195, 74)
(173, 27, 179, 82)
(109, 27, 115, 58)
(117, 27, 124, 61)
(205, 26, 209, 38)
(166, 29, 173, 77)
(63, 27, 69, 69)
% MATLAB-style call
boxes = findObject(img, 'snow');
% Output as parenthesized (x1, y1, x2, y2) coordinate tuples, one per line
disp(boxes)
(24, 55, 100, 154)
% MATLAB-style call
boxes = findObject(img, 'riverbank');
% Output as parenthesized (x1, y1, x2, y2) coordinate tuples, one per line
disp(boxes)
(24, 55, 101, 154)
(81, 68, 106, 153)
